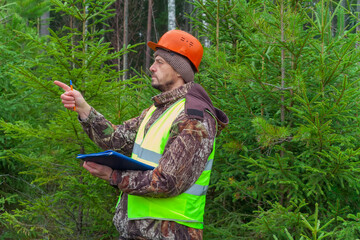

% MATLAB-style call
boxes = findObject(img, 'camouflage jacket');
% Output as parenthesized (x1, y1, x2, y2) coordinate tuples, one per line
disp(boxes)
(79, 82, 228, 240)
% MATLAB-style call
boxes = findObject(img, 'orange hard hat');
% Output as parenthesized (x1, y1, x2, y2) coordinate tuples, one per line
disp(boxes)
(147, 30, 203, 72)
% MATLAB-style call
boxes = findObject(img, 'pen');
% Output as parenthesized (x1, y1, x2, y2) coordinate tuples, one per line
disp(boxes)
(70, 80, 76, 111)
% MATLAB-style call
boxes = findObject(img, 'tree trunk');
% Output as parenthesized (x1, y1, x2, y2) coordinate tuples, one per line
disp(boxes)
(115, 0, 121, 77)
(77, 1, 88, 233)
(82, 1, 88, 69)
(216, 0, 220, 53)
(279, 0, 286, 205)
(341, 0, 347, 30)
(336, 0, 347, 36)
(81, 1, 89, 93)
(40, 11, 50, 36)
(168, 0, 176, 30)
(280, 0, 285, 126)
(357, 0, 360, 48)
(70, 15, 75, 69)
(146, 0, 153, 70)
(123, 0, 129, 80)
(184, 0, 193, 32)
(202, 0, 210, 47)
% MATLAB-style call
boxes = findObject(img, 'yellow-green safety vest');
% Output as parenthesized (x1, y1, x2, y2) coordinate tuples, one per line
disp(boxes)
(123, 98, 216, 229)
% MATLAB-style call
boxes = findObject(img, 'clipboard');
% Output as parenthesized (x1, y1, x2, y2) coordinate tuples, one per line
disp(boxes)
(77, 150, 155, 171)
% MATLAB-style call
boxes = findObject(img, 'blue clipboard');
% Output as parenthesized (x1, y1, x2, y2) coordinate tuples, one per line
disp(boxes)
(77, 150, 155, 171)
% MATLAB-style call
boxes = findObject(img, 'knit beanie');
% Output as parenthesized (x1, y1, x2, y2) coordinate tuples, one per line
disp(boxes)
(154, 48, 195, 83)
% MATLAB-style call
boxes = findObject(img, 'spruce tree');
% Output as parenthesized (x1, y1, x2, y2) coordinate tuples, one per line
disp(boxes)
(192, 0, 360, 239)
(1, 0, 146, 238)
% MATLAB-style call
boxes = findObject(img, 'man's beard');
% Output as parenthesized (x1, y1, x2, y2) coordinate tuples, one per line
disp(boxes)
(151, 78, 176, 92)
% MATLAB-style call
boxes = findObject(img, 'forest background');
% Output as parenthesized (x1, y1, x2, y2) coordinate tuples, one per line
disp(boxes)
(1, 0, 360, 239)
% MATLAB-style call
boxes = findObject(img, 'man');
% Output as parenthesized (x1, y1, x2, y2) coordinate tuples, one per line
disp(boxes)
(54, 30, 228, 240)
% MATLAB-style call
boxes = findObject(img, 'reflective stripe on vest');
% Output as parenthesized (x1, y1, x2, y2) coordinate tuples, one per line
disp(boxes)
(131, 99, 186, 167)
(123, 98, 216, 229)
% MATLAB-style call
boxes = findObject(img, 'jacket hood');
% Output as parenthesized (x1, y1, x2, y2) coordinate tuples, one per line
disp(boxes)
(185, 83, 229, 135)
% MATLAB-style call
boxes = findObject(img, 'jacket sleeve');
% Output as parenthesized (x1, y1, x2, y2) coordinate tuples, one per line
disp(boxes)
(79, 107, 147, 155)
(109, 112, 217, 197)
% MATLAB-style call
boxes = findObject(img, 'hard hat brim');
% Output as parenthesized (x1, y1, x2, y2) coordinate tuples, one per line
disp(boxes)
(147, 41, 159, 51)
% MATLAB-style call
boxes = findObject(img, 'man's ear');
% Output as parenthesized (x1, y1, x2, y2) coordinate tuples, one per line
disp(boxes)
(177, 73, 181, 77)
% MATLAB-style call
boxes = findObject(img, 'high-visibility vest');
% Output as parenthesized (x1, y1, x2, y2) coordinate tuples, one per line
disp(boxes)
(124, 98, 216, 229)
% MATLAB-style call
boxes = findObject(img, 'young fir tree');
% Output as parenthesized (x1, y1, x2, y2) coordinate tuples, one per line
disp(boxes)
(1, 0, 146, 238)
(192, 0, 360, 239)
(0, 0, 54, 238)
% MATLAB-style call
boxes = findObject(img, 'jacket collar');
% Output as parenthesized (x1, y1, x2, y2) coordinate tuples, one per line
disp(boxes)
(151, 82, 194, 108)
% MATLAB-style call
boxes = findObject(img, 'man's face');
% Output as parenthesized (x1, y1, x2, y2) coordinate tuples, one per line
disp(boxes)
(149, 55, 182, 92)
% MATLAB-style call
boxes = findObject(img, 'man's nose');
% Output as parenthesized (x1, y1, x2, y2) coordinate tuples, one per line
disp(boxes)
(149, 63, 156, 72)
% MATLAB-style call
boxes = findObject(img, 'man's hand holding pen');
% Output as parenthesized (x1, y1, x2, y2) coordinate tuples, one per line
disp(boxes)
(54, 80, 92, 120)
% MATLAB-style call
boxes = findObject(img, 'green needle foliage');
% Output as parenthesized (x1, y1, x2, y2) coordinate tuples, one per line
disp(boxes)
(1, 0, 147, 238)
(0, 1, 54, 238)
(2, 0, 360, 239)
(192, 0, 360, 239)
